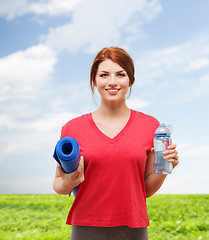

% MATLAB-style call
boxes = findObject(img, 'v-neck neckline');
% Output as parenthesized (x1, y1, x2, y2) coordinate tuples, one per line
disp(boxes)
(87, 109, 135, 143)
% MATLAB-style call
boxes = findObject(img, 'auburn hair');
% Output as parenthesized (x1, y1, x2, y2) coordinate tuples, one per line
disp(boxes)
(90, 47, 135, 94)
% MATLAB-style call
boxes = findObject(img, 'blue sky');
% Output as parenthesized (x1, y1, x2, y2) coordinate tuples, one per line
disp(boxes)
(0, 0, 209, 194)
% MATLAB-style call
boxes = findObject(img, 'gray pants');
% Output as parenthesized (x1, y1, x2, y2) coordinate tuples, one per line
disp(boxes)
(71, 225, 148, 240)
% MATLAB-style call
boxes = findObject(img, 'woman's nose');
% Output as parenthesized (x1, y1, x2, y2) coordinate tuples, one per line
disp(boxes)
(108, 75, 117, 86)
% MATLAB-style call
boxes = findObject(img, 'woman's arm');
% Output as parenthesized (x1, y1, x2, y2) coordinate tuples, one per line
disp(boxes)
(144, 144, 179, 198)
(53, 156, 85, 195)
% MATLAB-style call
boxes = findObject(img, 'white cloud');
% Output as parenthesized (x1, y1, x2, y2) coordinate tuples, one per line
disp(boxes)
(193, 72, 209, 96)
(178, 143, 209, 158)
(44, 0, 162, 53)
(28, 0, 83, 16)
(0, 44, 60, 160)
(0, 0, 162, 53)
(134, 34, 209, 102)
(127, 97, 150, 109)
(0, 0, 27, 20)
(0, 44, 57, 101)
(136, 40, 209, 85)
(157, 142, 209, 194)
(0, 42, 92, 162)
(157, 174, 208, 194)
(0, 109, 76, 133)
(0, 111, 77, 156)
(19, 112, 77, 133)
(0, 0, 83, 20)
(0, 176, 55, 194)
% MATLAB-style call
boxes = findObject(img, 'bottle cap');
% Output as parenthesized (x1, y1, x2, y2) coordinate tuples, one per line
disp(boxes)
(155, 123, 171, 135)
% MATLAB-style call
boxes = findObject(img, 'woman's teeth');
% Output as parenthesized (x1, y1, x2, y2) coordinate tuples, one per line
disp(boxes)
(106, 89, 119, 92)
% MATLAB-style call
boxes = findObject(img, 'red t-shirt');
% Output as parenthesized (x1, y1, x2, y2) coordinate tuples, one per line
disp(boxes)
(61, 109, 159, 228)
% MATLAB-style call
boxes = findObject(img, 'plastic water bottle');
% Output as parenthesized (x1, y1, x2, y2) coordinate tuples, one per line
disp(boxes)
(153, 123, 173, 174)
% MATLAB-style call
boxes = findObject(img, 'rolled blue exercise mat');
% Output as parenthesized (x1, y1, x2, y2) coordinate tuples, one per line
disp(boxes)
(53, 137, 80, 197)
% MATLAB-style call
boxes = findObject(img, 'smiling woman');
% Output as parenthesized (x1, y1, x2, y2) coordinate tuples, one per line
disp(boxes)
(94, 59, 130, 104)
(52, 46, 179, 240)
(90, 47, 135, 96)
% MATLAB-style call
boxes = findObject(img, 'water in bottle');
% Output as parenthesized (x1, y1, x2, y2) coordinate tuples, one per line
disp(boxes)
(153, 123, 173, 174)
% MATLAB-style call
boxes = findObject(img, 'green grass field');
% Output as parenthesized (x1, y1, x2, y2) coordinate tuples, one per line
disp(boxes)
(0, 194, 208, 240)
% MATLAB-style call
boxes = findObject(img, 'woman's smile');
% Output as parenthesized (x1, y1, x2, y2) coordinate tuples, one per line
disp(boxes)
(105, 88, 121, 94)
(95, 59, 130, 102)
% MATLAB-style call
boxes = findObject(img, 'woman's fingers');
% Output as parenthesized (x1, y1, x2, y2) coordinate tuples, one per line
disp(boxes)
(168, 158, 179, 168)
(57, 163, 65, 177)
(79, 156, 85, 182)
(163, 144, 179, 168)
(167, 144, 177, 149)
(163, 150, 178, 159)
(71, 156, 85, 183)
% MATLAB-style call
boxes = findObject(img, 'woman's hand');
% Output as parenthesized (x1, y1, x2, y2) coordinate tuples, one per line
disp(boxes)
(53, 156, 85, 195)
(145, 144, 179, 197)
(163, 144, 179, 168)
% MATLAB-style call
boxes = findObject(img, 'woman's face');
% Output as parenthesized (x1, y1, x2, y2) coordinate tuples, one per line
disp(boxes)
(95, 59, 130, 104)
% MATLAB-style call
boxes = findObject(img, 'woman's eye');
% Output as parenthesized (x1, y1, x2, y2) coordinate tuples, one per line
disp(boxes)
(118, 73, 125, 77)
(100, 74, 108, 77)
